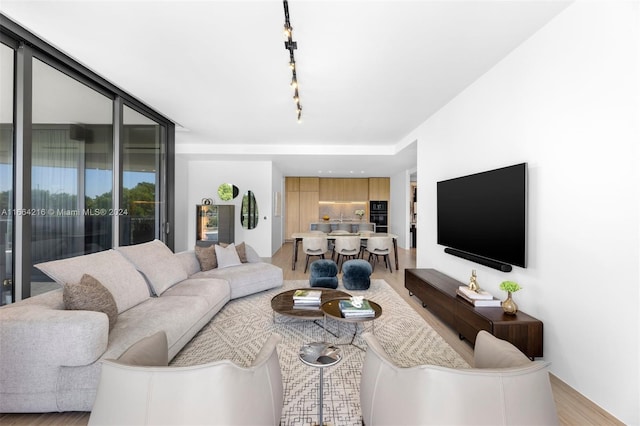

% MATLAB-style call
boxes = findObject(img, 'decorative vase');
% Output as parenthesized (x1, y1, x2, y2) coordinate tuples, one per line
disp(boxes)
(501, 291, 518, 315)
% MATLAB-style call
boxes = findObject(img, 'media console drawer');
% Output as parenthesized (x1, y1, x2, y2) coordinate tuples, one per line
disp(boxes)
(405, 269, 458, 326)
(405, 268, 543, 359)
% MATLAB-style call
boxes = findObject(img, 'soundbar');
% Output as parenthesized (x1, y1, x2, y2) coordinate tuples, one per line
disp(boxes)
(444, 247, 513, 272)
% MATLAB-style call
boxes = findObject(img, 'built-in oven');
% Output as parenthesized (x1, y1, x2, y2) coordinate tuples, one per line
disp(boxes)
(370, 201, 388, 233)
(370, 201, 388, 213)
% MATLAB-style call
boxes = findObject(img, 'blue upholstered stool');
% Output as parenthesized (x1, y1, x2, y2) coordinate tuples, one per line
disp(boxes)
(309, 259, 339, 289)
(342, 259, 372, 290)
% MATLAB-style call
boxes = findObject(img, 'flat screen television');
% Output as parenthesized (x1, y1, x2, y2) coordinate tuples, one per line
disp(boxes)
(437, 163, 527, 270)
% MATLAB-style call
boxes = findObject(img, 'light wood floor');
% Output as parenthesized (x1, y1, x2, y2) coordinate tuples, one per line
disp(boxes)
(1, 243, 622, 425)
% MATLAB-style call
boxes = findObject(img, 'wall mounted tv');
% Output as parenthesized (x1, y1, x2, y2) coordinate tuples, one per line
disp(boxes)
(437, 163, 527, 272)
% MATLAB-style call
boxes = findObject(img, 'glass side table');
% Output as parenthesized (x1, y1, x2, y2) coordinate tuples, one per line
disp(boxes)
(299, 342, 342, 426)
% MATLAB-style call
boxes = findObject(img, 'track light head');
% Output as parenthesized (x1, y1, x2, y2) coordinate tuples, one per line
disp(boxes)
(283, 0, 303, 123)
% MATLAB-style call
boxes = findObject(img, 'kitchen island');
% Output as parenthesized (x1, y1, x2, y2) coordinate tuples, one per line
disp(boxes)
(291, 231, 398, 271)
(309, 222, 376, 233)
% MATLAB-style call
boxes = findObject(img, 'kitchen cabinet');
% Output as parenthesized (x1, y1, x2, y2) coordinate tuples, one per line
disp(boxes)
(319, 178, 368, 201)
(299, 177, 319, 192)
(285, 177, 319, 240)
(343, 178, 368, 201)
(285, 190, 300, 241)
(299, 191, 319, 233)
(286, 176, 300, 192)
(319, 178, 343, 201)
(368, 178, 390, 201)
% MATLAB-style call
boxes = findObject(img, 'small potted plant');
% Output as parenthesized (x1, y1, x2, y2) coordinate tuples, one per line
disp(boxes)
(499, 281, 521, 315)
(354, 209, 365, 220)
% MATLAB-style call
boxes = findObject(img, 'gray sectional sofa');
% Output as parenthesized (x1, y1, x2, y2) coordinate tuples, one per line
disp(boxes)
(0, 240, 283, 413)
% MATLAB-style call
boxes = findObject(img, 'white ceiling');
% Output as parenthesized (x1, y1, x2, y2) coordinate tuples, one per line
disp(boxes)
(0, 0, 571, 177)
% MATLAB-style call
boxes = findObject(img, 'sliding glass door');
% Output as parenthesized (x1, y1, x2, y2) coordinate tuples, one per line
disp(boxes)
(30, 58, 114, 293)
(0, 17, 174, 302)
(0, 43, 14, 305)
(120, 105, 164, 246)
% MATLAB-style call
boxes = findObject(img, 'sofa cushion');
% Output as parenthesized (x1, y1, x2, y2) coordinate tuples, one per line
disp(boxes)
(191, 262, 283, 299)
(243, 243, 261, 263)
(215, 243, 242, 268)
(195, 244, 218, 271)
(161, 278, 230, 307)
(175, 251, 202, 276)
(114, 331, 169, 366)
(63, 274, 118, 331)
(35, 250, 150, 314)
(117, 240, 188, 296)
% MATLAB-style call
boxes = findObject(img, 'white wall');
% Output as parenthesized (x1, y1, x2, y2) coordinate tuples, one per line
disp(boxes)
(272, 167, 284, 254)
(175, 159, 278, 258)
(406, 2, 639, 424)
(389, 169, 412, 249)
(173, 156, 189, 252)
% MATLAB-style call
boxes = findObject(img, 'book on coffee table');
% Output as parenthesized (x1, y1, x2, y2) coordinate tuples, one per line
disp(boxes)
(293, 289, 322, 306)
(338, 299, 375, 318)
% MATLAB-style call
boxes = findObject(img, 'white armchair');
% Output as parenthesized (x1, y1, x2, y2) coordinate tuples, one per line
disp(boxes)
(360, 331, 558, 425)
(88, 333, 283, 426)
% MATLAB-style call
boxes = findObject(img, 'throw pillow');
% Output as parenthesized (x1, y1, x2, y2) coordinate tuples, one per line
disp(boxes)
(115, 331, 169, 366)
(36, 249, 150, 314)
(63, 274, 118, 331)
(220, 242, 248, 263)
(117, 240, 188, 296)
(195, 244, 218, 271)
(215, 243, 242, 268)
(234, 242, 248, 263)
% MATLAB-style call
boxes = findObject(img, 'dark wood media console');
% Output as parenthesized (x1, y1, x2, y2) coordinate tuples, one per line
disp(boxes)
(405, 268, 543, 359)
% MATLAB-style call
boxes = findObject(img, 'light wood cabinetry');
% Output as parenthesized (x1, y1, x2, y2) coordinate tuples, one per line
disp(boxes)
(369, 177, 390, 200)
(299, 177, 319, 192)
(319, 178, 343, 201)
(285, 189, 300, 241)
(285, 177, 300, 192)
(299, 191, 319, 233)
(343, 178, 368, 201)
(319, 178, 368, 201)
(286, 176, 388, 239)
(285, 177, 319, 240)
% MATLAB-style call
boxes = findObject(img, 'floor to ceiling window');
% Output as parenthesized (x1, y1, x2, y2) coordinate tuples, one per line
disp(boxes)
(30, 58, 114, 293)
(121, 105, 164, 246)
(0, 43, 14, 305)
(0, 16, 175, 302)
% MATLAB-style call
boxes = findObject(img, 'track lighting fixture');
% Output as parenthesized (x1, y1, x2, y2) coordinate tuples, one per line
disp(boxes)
(283, 0, 302, 122)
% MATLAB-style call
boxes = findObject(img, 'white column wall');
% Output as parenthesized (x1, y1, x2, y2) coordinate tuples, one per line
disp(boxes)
(405, 2, 639, 424)
(176, 160, 275, 258)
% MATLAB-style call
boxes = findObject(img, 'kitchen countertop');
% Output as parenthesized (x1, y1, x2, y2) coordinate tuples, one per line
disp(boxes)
(312, 221, 373, 224)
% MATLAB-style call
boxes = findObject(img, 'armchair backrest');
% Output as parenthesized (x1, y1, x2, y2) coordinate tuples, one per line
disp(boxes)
(89, 334, 283, 426)
(360, 332, 558, 426)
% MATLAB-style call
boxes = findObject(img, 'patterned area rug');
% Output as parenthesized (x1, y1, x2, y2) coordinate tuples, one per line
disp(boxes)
(171, 279, 469, 425)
